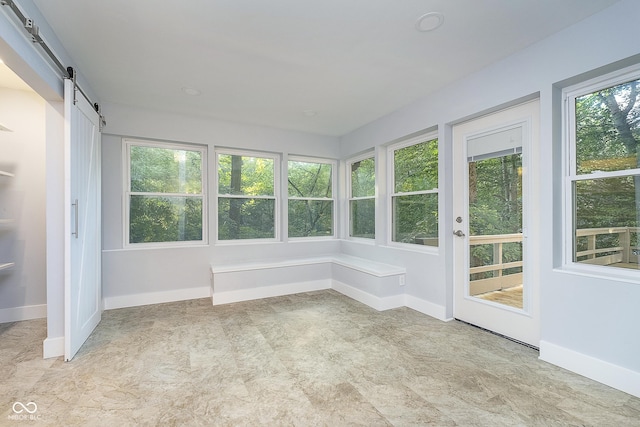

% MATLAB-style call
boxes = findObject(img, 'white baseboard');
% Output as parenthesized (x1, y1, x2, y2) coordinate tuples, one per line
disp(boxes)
(103, 286, 211, 310)
(212, 280, 331, 305)
(404, 295, 450, 321)
(540, 340, 640, 399)
(43, 336, 64, 359)
(331, 280, 404, 311)
(0, 304, 47, 323)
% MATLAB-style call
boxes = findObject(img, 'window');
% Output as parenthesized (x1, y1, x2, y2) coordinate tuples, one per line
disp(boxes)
(125, 139, 207, 246)
(288, 158, 335, 238)
(216, 150, 278, 241)
(565, 67, 640, 271)
(348, 154, 376, 239)
(389, 136, 438, 247)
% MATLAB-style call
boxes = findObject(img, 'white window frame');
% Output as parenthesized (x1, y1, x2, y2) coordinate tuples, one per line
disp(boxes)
(214, 148, 280, 244)
(387, 132, 439, 250)
(123, 138, 208, 248)
(287, 156, 337, 240)
(346, 151, 376, 241)
(562, 63, 640, 281)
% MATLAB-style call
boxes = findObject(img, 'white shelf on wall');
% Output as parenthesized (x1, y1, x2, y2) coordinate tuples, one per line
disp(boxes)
(0, 262, 15, 272)
(0, 219, 14, 228)
(0, 170, 15, 177)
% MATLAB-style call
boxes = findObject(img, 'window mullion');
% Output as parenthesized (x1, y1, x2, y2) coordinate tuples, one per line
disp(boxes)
(571, 169, 640, 181)
(218, 194, 275, 199)
(289, 197, 333, 201)
(391, 189, 438, 197)
(129, 191, 204, 197)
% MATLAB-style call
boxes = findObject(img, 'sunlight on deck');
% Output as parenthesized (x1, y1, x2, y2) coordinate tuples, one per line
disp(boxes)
(476, 285, 523, 309)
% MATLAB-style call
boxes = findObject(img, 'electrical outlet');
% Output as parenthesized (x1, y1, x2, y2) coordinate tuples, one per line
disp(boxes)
(399, 275, 405, 286)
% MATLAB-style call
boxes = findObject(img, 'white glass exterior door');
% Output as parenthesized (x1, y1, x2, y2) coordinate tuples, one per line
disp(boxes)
(452, 99, 540, 347)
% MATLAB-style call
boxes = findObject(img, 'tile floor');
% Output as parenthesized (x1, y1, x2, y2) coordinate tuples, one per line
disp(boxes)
(1, 290, 639, 426)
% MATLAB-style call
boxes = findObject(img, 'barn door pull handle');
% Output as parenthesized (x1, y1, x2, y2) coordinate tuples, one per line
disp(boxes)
(72, 199, 79, 239)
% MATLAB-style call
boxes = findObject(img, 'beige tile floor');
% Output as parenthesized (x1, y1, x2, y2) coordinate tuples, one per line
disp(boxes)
(1, 289, 639, 426)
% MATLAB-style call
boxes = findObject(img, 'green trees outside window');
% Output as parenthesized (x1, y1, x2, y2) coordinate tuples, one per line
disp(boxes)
(217, 152, 277, 240)
(349, 156, 375, 238)
(569, 73, 640, 268)
(127, 141, 206, 244)
(288, 160, 334, 238)
(391, 138, 438, 246)
(468, 153, 523, 279)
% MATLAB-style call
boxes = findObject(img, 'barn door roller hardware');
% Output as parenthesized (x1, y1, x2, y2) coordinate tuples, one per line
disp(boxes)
(1, 0, 106, 130)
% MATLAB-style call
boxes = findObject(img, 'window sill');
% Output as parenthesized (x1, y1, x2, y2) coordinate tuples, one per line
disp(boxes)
(553, 263, 640, 285)
(288, 236, 337, 243)
(214, 239, 283, 246)
(380, 242, 440, 255)
(107, 243, 209, 252)
(343, 237, 376, 245)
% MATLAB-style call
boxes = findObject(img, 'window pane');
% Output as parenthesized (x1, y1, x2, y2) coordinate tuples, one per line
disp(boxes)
(351, 157, 375, 197)
(130, 146, 202, 193)
(350, 198, 375, 238)
(469, 154, 522, 236)
(217, 154, 274, 196)
(129, 195, 202, 243)
(392, 193, 438, 246)
(574, 176, 640, 269)
(575, 78, 640, 174)
(394, 139, 438, 193)
(288, 161, 332, 198)
(288, 200, 333, 237)
(218, 197, 275, 240)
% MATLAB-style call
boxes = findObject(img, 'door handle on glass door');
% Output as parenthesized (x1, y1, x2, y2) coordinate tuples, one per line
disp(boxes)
(453, 230, 465, 237)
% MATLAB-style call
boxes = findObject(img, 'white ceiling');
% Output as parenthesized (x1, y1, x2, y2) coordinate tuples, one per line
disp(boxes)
(32, 0, 619, 136)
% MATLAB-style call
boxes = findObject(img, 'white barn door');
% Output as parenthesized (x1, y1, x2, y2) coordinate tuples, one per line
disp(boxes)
(64, 79, 102, 361)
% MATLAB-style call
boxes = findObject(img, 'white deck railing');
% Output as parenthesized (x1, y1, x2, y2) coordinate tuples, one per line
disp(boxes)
(468, 233, 523, 295)
(575, 226, 640, 266)
(468, 227, 640, 295)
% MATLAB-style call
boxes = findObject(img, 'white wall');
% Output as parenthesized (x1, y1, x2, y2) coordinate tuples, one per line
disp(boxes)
(44, 100, 64, 350)
(340, 0, 640, 397)
(100, 102, 342, 307)
(0, 87, 47, 321)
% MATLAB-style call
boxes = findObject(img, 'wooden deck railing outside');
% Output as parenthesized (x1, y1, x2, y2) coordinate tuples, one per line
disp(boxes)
(469, 233, 523, 296)
(468, 227, 640, 296)
(575, 226, 640, 266)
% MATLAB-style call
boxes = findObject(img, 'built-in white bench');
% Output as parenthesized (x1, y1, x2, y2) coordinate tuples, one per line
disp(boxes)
(210, 254, 406, 311)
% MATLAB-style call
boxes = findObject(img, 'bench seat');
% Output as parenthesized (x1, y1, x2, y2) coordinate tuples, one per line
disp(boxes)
(210, 254, 406, 311)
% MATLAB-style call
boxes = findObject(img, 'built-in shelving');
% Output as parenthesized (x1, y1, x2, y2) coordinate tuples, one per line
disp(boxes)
(0, 219, 14, 228)
(1, 161, 15, 272)
(0, 262, 15, 272)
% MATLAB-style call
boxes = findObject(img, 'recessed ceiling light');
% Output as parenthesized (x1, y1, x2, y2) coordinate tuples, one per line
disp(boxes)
(415, 12, 444, 32)
(181, 87, 201, 96)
